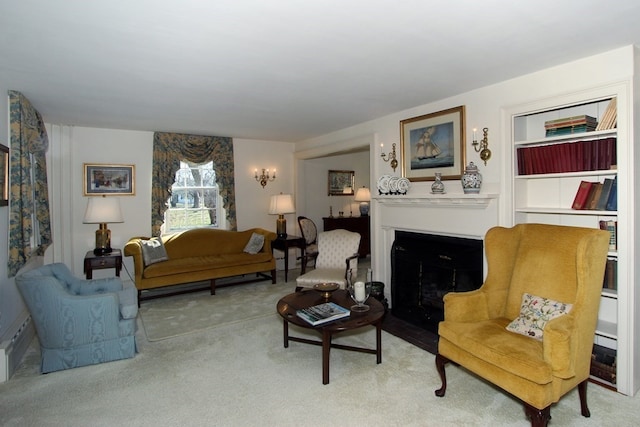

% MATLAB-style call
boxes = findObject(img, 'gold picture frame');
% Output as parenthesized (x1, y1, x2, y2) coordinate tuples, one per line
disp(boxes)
(84, 163, 135, 196)
(400, 105, 466, 181)
(328, 170, 355, 196)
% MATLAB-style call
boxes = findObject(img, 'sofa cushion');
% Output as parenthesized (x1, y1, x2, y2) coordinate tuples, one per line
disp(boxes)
(243, 232, 265, 254)
(506, 293, 573, 340)
(141, 237, 169, 266)
(439, 318, 553, 385)
(143, 252, 273, 279)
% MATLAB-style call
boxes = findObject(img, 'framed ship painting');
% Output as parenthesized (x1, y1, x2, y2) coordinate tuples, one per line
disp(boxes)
(400, 105, 466, 181)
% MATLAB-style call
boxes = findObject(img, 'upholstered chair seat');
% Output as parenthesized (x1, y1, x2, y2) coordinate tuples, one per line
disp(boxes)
(16, 262, 138, 373)
(296, 229, 360, 289)
(434, 224, 609, 427)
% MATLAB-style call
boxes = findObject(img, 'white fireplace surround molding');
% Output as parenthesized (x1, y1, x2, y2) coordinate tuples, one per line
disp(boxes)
(372, 192, 500, 300)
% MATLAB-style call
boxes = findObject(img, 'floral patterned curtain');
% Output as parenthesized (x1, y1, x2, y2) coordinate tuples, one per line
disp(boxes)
(152, 132, 236, 236)
(8, 90, 52, 277)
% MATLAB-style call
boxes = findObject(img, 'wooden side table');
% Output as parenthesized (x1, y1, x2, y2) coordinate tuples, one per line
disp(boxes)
(84, 249, 122, 279)
(271, 235, 305, 282)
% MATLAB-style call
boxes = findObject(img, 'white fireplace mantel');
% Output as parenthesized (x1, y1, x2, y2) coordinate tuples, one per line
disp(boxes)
(374, 193, 499, 209)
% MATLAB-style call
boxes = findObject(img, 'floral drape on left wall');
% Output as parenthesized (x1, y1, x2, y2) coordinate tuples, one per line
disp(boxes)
(8, 91, 52, 277)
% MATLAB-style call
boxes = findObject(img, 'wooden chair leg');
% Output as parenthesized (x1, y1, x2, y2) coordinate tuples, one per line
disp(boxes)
(524, 403, 551, 427)
(210, 279, 216, 295)
(578, 379, 590, 417)
(435, 353, 449, 397)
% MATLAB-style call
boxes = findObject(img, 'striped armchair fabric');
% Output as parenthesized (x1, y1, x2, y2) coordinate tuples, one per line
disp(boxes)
(295, 229, 360, 289)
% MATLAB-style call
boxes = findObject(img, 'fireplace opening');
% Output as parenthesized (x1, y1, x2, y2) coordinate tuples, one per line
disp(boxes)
(391, 231, 484, 333)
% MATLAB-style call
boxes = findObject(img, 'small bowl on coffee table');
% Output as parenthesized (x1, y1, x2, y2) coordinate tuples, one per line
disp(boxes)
(313, 282, 340, 300)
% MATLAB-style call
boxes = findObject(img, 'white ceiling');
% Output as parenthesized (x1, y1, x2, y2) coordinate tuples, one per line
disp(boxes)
(2, 0, 640, 142)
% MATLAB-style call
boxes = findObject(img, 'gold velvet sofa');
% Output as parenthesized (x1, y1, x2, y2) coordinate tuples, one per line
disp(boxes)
(124, 228, 276, 302)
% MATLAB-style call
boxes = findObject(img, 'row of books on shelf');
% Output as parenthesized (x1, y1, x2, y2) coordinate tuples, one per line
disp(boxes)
(591, 344, 616, 384)
(600, 219, 618, 251)
(571, 177, 617, 211)
(595, 97, 618, 131)
(516, 137, 616, 175)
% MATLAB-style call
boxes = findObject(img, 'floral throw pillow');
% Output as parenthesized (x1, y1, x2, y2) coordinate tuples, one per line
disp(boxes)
(243, 232, 265, 254)
(506, 293, 573, 340)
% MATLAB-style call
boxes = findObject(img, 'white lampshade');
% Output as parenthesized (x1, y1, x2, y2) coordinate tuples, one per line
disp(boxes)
(354, 187, 371, 202)
(268, 193, 295, 215)
(83, 196, 124, 224)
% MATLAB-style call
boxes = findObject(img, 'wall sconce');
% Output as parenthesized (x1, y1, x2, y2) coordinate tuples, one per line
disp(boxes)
(255, 168, 276, 188)
(471, 127, 491, 165)
(380, 143, 398, 172)
(83, 196, 124, 255)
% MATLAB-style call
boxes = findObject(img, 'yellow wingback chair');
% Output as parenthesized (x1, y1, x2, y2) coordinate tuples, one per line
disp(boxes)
(435, 224, 609, 427)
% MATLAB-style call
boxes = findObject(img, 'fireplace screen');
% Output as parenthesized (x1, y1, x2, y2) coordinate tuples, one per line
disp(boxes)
(391, 231, 483, 333)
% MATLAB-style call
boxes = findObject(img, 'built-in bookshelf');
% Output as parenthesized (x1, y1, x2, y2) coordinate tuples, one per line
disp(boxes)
(508, 83, 637, 396)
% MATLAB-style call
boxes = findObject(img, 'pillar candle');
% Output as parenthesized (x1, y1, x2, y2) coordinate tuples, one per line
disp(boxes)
(354, 281, 365, 301)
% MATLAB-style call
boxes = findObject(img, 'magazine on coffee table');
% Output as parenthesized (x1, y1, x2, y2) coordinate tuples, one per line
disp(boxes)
(296, 302, 350, 326)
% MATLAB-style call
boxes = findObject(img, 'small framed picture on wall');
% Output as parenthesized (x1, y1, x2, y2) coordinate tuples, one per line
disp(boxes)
(328, 170, 355, 196)
(84, 163, 135, 196)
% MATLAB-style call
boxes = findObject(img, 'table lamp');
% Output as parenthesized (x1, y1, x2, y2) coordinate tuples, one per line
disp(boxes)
(83, 196, 124, 255)
(269, 193, 295, 238)
(354, 187, 371, 216)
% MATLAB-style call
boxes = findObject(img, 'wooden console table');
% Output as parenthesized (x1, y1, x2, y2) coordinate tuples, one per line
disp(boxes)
(322, 216, 370, 257)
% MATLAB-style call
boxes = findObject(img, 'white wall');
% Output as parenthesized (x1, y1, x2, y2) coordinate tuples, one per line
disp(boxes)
(299, 150, 370, 228)
(44, 127, 295, 283)
(296, 45, 636, 289)
(0, 82, 17, 342)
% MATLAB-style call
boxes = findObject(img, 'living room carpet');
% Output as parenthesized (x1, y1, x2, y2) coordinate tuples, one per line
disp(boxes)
(138, 277, 295, 341)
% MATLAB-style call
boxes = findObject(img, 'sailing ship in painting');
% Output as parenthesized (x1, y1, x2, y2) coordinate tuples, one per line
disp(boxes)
(414, 127, 441, 160)
(410, 123, 454, 170)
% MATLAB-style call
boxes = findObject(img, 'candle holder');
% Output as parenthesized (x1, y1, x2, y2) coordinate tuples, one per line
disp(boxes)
(347, 281, 372, 312)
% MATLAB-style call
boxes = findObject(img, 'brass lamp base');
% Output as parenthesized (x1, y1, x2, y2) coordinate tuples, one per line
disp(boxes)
(94, 223, 112, 255)
(276, 215, 287, 238)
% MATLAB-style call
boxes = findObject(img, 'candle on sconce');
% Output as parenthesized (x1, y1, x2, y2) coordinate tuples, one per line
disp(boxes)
(473, 128, 477, 141)
(354, 281, 365, 302)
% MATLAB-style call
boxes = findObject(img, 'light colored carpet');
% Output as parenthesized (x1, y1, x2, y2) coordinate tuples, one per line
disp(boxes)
(2, 265, 640, 426)
(138, 278, 294, 341)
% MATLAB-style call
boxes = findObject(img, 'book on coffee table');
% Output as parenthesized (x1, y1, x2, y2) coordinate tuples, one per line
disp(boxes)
(296, 302, 350, 326)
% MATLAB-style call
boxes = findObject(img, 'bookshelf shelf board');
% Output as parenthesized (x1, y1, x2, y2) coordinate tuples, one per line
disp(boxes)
(515, 207, 617, 216)
(596, 319, 617, 339)
(601, 289, 618, 299)
(514, 129, 617, 146)
(514, 170, 617, 180)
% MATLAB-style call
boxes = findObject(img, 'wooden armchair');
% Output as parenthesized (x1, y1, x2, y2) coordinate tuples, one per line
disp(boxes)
(435, 224, 609, 427)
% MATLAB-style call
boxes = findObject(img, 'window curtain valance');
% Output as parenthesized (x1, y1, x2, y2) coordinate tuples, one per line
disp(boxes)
(8, 90, 52, 277)
(152, 132, 236, 236)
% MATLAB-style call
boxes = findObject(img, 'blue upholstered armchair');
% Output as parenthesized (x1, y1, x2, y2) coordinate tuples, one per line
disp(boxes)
(16, 263, 138, 373)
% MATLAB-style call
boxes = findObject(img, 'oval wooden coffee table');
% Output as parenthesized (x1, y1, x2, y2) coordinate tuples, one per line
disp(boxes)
(277, 289, 385, 384)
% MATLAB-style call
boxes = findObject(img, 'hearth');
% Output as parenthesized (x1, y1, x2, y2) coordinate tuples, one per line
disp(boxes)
(391, 231, 483, 333)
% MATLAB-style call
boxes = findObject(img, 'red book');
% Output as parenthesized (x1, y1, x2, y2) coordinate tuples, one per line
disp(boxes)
(571, 181, 594, 210)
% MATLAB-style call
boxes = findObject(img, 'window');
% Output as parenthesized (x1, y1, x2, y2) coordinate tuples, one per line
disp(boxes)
(163, 161, 220, 234)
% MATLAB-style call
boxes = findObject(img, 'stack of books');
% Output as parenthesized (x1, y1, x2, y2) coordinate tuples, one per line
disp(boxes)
(296, 302, 350, 326)
(545, 115, 597, 136)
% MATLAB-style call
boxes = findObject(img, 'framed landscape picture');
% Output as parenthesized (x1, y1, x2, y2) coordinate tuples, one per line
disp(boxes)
(400, 105, 466, 181)
(84, 163, 135, 196)
(328, 170, 355, 196)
